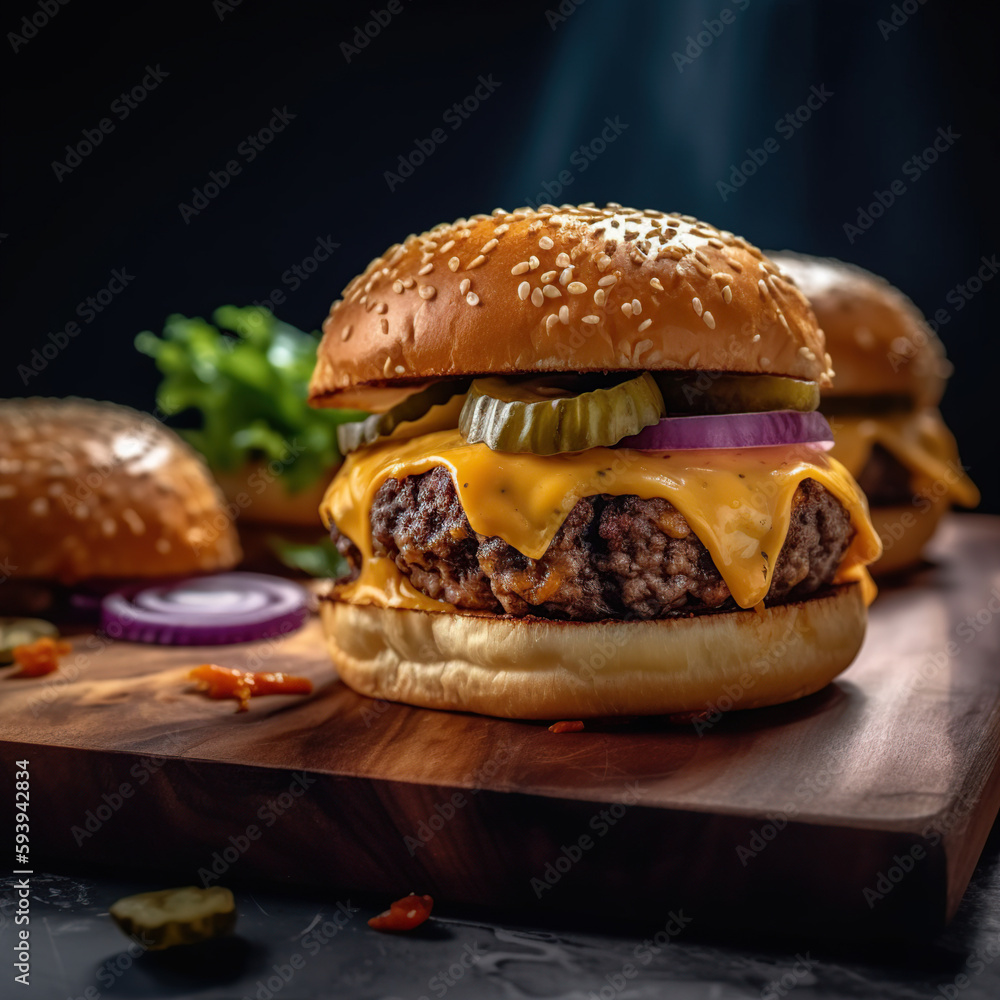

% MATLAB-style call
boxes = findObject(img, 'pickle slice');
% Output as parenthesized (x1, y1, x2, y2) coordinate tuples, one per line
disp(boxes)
(337, 380, 469, 454)
(653, 372, 820, 415)
(109, 886, 236, 951)
(459, 372, 665, 454)
(0, 618, 58, 665)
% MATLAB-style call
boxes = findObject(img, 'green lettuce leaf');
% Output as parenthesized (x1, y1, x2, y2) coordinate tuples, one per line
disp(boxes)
(136, 306, 365, 493)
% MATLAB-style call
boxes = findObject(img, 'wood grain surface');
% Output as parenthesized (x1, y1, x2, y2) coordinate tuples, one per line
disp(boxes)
(2, 514, 998, 939)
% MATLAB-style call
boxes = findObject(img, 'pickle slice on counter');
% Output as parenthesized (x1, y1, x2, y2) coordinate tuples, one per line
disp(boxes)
(653, 372, 820, 415)
(337, 379, 470, 454)
(0, 618, 58, 665)
(109, 886, 237, 950)
(459, 372, 664, 454)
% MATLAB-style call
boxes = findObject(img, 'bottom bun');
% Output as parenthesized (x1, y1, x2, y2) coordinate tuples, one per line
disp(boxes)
(319, 584, 867, 719)
(869, 496, 948, 576)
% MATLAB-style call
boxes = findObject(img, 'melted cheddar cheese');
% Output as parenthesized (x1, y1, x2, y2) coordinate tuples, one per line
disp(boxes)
(321, 416, 883, 613)
(827, 408, 979, 507)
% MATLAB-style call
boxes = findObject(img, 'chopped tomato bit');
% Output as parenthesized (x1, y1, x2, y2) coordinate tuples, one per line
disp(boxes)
(188, 664, 313, 713)
(368, 893, 433, 932)
(548, 720, 585, 733)
(11, 637, 72, 677)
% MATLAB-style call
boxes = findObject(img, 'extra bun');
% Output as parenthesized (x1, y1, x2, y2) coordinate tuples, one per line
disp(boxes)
(311, 204, 830, 411)
(770, 251, 951, 406)
(0, 398, 241, 583)
(320, 584, 865, 719)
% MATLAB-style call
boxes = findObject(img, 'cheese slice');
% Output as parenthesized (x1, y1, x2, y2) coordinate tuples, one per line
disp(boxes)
(321, 422, 883, 614)
(827, 408, 979, 507)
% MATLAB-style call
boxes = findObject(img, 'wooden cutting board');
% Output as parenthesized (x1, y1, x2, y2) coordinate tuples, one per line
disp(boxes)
(2, 514, 999, 939)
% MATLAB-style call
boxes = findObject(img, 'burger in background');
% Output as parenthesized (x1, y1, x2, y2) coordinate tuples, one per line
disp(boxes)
(136, 306, 364, 577)
(0, 398, 241, 615)
(309, 204, 883, 720)
(771, 252, 979, 574)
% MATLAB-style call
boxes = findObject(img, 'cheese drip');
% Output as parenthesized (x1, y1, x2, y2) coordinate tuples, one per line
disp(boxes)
(321, 423, 882, 613)
(827, 408, 979, 507)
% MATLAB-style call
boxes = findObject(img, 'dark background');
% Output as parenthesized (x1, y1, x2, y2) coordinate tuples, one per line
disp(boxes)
(2, 0, 996, 511)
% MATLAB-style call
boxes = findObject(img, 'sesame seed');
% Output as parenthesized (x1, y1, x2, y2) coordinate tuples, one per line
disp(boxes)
(511, 261, 530, 275)
(545, 313, 559, 331)
(582, 315, 599, 325)
(559, 305, 569, 324)
(722, 285, 733, 304)
(595, 253, 612, 271)
(761, 356, 771, 365)
(689, 352, 700, 366)
(528, 256, 540, 270)
(531, 287, 544, 307)
(638, 319, 652, 332)
(418, 263, 434, 275)
(567, 281, 587, 294)
(555, 252, 571, 267)
(395, 365, 406, 374)
(752, 334, 761, 343)
(440, 240, 455, 253)
(341, 325, 352, 341)
(380, 318, 389, 334)
(702, 311, 716, 329)
(466, 292, 480, 306)
(594, 288, 606, 306)
(460, 278, 471, 295)
(538, 236, 554, 249)
(481, 238, 498, 253)
(383, 356, 394, 376)
(418, 285, 436, 299)
(375, 302, 387, 314)
(692, 297, 704, 317)
(621, 302, 633, 317)
(649, 277, 664, 291)
(631, 298, 642, 315)
(494, 224, 510, 235)
(758, 279, 768, 298)
(542, 284, 561, 298)
(518, 281, 530, 301)
(448, 257, 460, 272)
(468, 255, 486, 269)
(401, 277, 414, 288)
(392, 280, 404, 293)
(541, 270, 557, 283)
(122, 508, 145, 535)
(598, 275, 618, 287)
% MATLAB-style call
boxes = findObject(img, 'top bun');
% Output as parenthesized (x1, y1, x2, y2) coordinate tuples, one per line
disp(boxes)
(310, 204, 830, 411)
(0, 398, 241, 583)
(770, 251, 951, 407)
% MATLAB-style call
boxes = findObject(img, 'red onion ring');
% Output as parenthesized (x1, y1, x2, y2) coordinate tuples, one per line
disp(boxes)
(100, 572, 309, 645)
(616, 410, 834, 451)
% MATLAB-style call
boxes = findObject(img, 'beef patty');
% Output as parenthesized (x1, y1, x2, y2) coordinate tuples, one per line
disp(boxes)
(331, 467, 855, 621)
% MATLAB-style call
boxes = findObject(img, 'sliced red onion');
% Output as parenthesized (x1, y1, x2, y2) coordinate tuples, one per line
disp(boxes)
(100, 573, 309, 645)
(617, 410, 834, 451)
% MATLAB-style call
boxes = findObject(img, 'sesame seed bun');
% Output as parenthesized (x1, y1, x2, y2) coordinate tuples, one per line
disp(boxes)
(319, 583, 867, 719)
(0, 398, 241, 584)
(769, 251, 951, 407)
(310, 204, 831, 411)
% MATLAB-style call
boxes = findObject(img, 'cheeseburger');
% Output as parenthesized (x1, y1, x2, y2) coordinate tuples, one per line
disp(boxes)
(309, 205, 882, 719)
(770, 253, 979, 574)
